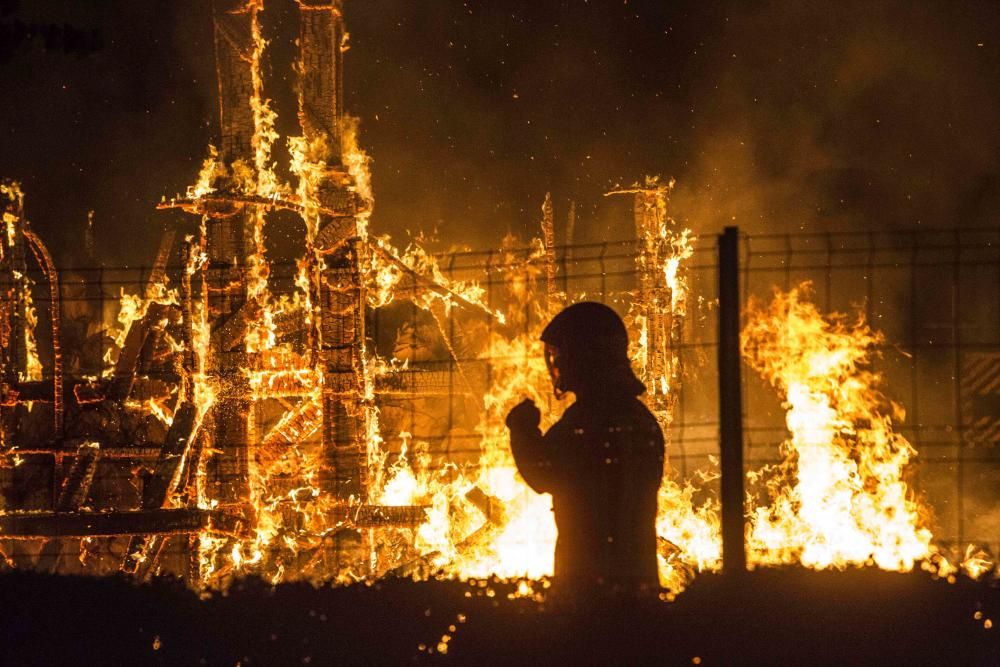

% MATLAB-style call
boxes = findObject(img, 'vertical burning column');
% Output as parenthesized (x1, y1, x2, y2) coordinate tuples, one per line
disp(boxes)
(209, 0, 258, 503)
(631, 181, 678, 425)
(320, 251, 366, 501)
(297, 0, 345, 154)
(297, 0, 368, 502)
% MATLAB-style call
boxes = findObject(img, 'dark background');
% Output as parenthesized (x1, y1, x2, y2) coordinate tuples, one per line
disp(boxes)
(1, 0, 998, 266)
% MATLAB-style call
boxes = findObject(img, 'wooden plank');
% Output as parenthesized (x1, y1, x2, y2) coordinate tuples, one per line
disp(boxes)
(374, 369, 458, 396)
(344, 504, 428, 528)
(122, 402, 201, 574)
(109, 302, 170, 399)
(55, 441, 101, 512)
(36, 441, 101, 572)
(122, 402, 202, 574)
(142, 405, 197, 507)
(145, 230, 177, 299)
(0, 508, 212, 539)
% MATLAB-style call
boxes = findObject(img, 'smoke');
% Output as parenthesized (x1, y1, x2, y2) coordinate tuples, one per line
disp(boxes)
(668, 0, 1000, 235)
(4, 1, 996, 263)
(0, 0, 214, 267)
(341, 0, 1000, 243)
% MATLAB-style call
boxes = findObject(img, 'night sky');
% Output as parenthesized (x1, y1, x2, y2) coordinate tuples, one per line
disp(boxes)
(1, 0, 998, 266)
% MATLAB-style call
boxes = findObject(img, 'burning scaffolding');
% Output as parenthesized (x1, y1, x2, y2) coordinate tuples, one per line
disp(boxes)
(0, 0, 995, 591)
(0, 0, 565, 587)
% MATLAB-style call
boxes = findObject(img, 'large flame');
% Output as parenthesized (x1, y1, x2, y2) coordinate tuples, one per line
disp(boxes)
(242, 0, 282, 354)
(742, 284, 935, 571)
(370, 245, 559, 580)
(103, 279, 179, 375)
(248, 0, 280, 201)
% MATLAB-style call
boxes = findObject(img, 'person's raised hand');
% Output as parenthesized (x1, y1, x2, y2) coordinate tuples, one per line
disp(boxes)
(505, 398, 541, 433)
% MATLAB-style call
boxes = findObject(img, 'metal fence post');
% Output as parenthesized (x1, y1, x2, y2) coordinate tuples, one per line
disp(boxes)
(718, 226, 746, 574)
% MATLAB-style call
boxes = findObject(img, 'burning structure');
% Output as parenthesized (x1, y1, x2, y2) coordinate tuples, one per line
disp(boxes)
(0, 0, 558, 587)
(0, 0, 996, 592)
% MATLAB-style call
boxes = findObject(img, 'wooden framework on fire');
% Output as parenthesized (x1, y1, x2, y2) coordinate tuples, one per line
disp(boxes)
(4, 0, 991, 590)
(607, 178, 691, 431)
(0, 0, 503, 583)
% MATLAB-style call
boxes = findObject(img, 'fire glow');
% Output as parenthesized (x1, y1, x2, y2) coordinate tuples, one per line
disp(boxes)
(0, 0, 991, 593)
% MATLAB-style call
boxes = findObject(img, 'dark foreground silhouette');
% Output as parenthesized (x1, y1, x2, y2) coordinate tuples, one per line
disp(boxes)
(508, 302, 664, 589)
(0, 569, 996, 664)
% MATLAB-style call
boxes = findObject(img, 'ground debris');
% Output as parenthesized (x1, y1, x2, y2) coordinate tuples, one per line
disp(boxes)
(0, 568, 996, 664)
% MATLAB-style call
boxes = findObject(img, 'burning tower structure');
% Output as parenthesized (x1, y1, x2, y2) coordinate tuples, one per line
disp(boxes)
(154, 0, 488, 582)
(0, 0, 496, 585)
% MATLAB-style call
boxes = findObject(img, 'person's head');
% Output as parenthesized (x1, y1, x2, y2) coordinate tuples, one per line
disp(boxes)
(540, 302, 645, 399)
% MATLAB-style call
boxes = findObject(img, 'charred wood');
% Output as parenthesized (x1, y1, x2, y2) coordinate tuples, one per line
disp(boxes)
(35, 441, 101, 572)
(0, 508, 217, 539)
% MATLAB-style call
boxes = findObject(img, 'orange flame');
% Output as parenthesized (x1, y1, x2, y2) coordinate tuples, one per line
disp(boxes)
(742, 284, 935, 572)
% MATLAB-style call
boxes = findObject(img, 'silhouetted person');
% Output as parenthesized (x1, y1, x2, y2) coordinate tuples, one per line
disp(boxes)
(506, 302, 664, 592)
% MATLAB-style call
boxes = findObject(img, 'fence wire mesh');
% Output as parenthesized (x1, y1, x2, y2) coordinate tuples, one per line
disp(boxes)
(4, 227, 999, 570)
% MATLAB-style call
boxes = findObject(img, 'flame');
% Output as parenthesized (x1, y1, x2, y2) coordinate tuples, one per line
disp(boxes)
(242, 0, 286, 354)
(959, 545, 994, 580)
(362, 237, 502, 322)
(341, 115, 373, 212)
(0, 182, 43, 382)
(742, 284, 935, 572)
(104, 279, 179, 374)
(3, 216, 15, 250)
(248, 0, 281, 200)
(188, 145, 225, 199)
(460, 333, 559, 579)
(624, 177, 691, 425)
(1, 181, 22, 251)
(656, 473, 722, 588)
(16, 271, 43, 382)
(190, 219, 216, 421)
(287, 132, 326, 345)
(362, 243, 553, 578)
(371, 325, 558, 579)
(146, 396, 175, 426)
